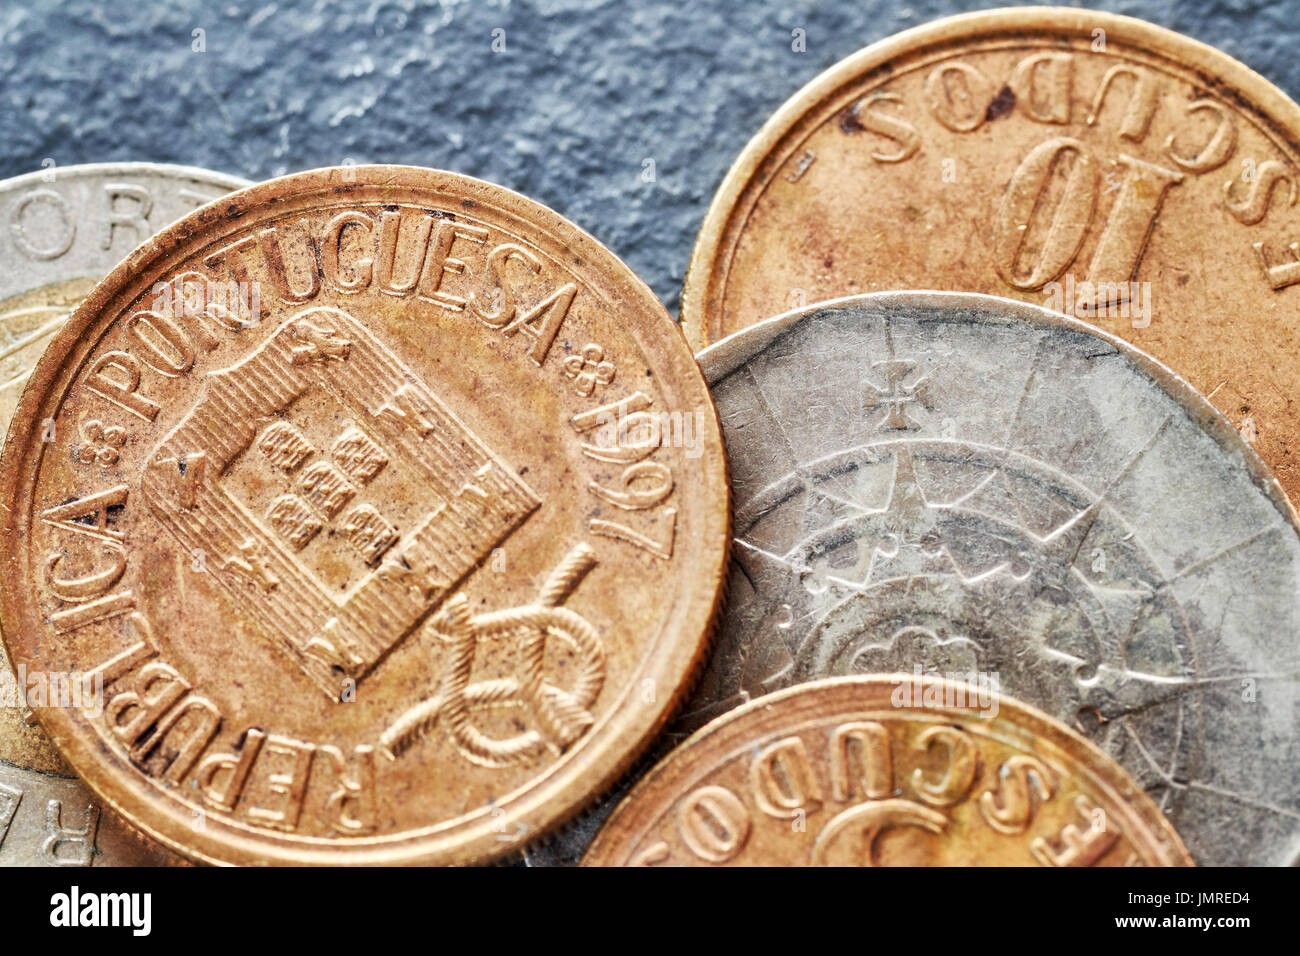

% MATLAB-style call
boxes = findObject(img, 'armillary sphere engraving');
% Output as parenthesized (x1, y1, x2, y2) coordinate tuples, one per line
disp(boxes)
(689, 292, 1300, 867)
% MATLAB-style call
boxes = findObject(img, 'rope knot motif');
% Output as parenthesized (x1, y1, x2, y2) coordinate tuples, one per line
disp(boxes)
(381, 544, 604, 767)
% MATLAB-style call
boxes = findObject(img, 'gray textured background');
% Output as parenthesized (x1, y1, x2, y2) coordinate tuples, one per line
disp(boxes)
(3, 0, 1299, 315)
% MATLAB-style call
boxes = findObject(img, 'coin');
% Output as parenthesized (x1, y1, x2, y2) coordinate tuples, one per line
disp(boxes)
(0, 162, 246, 866)
(0, 761, 190, 867)
(0, 165, 729, 866)
(574, 291, 1300, 868)
(681, 7, 1300, 504)
(582, 675, 1193, 866)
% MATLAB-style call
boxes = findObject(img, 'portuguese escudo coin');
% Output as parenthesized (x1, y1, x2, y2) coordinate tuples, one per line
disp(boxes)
(682, 7, 1300, 505)
(0, 165, 729, 865)
(589, 290, 1299, 868)
(582, 675, 1193, 866)
(1, 162, 247, 866)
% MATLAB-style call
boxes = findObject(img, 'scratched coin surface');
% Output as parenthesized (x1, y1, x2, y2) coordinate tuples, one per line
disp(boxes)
(682, 7, 1300, 504)
(0, 163, 246, 866)
(0, 165, 729, 866)
(586, 292, 1300, 868)
(583, 676, 1193, 866)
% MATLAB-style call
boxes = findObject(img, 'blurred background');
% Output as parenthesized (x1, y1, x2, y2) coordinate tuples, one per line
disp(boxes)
(2, 0, 1297, 313)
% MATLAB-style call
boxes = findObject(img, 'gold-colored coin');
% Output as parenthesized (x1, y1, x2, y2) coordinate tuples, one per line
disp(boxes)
(0, 165, 729, 866)
(682, 7, 1300, 504)
(583, 675, 1193, 866)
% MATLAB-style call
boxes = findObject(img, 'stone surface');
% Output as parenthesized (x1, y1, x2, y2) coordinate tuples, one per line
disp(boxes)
(3, 0, 1298, 316)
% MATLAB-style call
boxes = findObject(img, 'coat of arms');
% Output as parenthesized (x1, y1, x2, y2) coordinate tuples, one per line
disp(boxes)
(141, 306, 541, 697)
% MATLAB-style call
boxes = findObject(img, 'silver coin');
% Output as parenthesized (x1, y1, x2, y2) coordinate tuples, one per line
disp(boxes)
(0, 162, 247, 866)
(541, 291, 1300, 867)
(0, 761, 191, 867)
(703, 291, 1300, 867)
(0, 163, 249, 422)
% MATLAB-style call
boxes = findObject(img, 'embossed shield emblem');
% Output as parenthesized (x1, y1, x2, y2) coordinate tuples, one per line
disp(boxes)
(141, 306, 540, 697)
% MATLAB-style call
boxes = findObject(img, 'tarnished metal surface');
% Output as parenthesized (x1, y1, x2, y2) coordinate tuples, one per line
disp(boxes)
(543, 291, 1300, 867)
(694, 292, 1300, 867)
(0, 165, 729, 866)
(682, 8, 1300, 506)
(0, 760, 190, 867)
(583, 676, 1193, 866)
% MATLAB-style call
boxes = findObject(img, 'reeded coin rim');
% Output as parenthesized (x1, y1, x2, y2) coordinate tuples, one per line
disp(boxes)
(0, 164, 731, 866)
(582, 674, 1195, 866)
(679, 5, 1300, 351)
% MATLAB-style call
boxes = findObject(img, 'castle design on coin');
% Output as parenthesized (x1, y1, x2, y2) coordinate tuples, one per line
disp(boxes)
(142, 306, 541, 695)
(0, 166, 729, 866)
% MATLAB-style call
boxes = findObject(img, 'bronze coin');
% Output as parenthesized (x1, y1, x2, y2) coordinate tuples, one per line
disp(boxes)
(0, 162, 248, 867)
(682, 7, 1300, 505)
(582, 675, 1193, 866)
(0, 165, 729, 865)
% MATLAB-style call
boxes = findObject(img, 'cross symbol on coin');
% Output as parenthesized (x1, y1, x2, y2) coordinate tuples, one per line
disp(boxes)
(863, 359, 934, 430)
